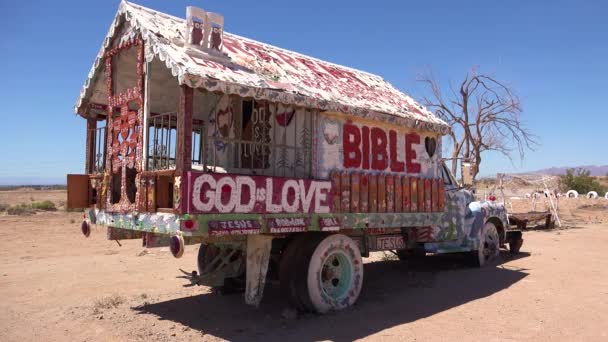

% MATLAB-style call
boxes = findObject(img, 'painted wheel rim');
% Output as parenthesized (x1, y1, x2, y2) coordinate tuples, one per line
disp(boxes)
(481, 226, 499, 263)
(320, 251, 353, 301)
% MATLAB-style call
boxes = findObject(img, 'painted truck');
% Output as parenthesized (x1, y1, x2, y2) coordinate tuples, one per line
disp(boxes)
(68, 1, 524, 313)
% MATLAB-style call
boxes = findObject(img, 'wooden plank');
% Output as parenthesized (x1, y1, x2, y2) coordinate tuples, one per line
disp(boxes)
(351, 172, 360, 212)
(438, 181, 445, 211)
(432, 179, 439, 212)
(67, 174, 90, 209)
(85, 118, 97, 174)
(369, 174, 378, 212)
(394, 176, 402, 212)
(386, 175, 394, 212)
(410, 177, 418, 212)
(402, 176, 410, 212)
(137, 176, 148, 211)
(156, 175, 172, 209)
(175, 85, 194, 174)
(147, 177, 156, 212)
(418, 178, 425, 212)
(360, 173, 369, 213)
(377, 174, 386, 213)
(341, 171, 351, 213)
(330, 171, 341, 213)
(425, 179, 432, 213)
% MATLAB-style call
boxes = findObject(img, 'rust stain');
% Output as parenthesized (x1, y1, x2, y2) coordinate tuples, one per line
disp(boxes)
(418, 178, 425, 212)
(432, 179, 439, 212)
(369, 174, 378, 212)
(341, 171, 351, 213)
(410, 177, 418, 212)
(331, 171, 341, 213)
(386, 175, 395, 213)
(394, 176, 402, 212)
(360, 173, 369, 213)
(351, 172, 360, 213)
(377, 175, 386, 213)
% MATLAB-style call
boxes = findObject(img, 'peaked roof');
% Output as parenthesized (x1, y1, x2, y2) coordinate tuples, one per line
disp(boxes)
(76, 1, 448, 133)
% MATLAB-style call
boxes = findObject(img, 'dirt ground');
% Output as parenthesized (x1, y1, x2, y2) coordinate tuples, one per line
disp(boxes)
(1, 191, 607, 341)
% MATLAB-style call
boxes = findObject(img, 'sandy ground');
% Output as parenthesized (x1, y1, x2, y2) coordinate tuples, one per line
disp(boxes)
(1, 191, 607, 341)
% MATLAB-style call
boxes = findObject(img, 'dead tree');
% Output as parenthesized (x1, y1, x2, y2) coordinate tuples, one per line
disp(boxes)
(418, 69, 537, 179)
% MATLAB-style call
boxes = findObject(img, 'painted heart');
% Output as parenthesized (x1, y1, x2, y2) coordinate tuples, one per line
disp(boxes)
(425, 137, 437, 158)
(276, 108, 295, 127)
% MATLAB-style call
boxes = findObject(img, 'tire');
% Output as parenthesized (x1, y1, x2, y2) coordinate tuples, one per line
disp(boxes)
(566, 190, 578, 198)
(587, 191, 598, 199)
(473, 222, 500, 267)
(279, 234, 315, 309)
(296, 234, 364, 313)
(509, 238, 523, 254)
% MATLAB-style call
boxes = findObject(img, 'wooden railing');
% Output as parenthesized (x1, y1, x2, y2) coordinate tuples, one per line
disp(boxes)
(329, 171, 445, 213)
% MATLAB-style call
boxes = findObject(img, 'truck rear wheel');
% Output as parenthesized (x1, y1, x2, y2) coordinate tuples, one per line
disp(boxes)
(294, 234, 364, 313)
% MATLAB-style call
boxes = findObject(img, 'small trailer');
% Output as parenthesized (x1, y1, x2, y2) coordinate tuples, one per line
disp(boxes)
(68, 1, 523, 313)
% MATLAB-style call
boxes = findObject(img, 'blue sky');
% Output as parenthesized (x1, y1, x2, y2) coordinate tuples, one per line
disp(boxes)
(0, 0, 606, 184)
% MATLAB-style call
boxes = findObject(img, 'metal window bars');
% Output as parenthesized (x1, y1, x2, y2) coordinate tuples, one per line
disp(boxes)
(89, 125, 107, 174)
(203, 103, 313, 179)
(147, 112, 177, 171)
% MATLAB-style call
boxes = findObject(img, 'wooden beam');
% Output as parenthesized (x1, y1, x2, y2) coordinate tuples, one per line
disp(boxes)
(85, 117, 97, 174)
(175, 85, 194, 174)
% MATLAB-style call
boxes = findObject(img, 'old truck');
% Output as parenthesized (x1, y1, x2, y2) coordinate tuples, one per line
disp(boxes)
(68, 1, 523, 313)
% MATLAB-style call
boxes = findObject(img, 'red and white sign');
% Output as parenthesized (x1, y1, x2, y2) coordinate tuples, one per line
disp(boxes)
(208, 219, 260, 236)
(319, 217, 341, 231)
(267, 217, 309, 233)
(183, 172, 333, 214)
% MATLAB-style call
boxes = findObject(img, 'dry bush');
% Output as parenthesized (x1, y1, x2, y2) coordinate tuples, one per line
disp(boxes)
(31, 200, 56, 211)
(92, 294, 125, 314)
(7, 204, 36, 216)
(0, 203, 8, 212)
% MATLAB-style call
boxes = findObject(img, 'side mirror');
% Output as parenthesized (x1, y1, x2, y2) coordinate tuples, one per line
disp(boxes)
(461, 161, 473, 186)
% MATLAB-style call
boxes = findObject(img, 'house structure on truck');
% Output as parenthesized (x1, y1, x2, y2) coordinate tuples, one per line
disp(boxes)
(69, 1, 520, 313)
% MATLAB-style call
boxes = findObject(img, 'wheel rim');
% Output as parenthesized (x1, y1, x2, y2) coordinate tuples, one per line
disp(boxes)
(481, 226, 499, 263)
(320, 251, 353, 301)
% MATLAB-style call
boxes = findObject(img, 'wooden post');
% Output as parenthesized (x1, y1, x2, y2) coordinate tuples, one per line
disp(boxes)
(341, 171, 351, 213)
(175, 85, 194, 174)
(331, 171, 341, 212)
(85, 117, 97, 174)
(350, 172, 360, 213)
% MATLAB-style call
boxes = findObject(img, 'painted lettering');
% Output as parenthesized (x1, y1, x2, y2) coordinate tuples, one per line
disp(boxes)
(362, 126, 370, 169)
(339, 123, 424, 174)
(189, 173, 332, 214)
(343, 123, 361, 168)
(405, 132, 421, 173)
(389, 130, 405, 172)
(370, 127, 388, 170)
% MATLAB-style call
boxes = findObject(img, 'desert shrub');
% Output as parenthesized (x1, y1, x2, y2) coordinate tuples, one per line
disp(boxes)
(7, 204, 36, 216)
(559, 168, 607, 194)
(30, 200, 56, 211)
(92, 294, 124, 314)
(0, 203, 8, 212)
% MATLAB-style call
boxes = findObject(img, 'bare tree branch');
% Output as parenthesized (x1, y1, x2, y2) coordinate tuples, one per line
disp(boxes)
(417, 68, 538, 179)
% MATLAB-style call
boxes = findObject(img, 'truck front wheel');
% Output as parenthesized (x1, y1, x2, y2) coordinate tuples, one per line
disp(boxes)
(473, 222, 500, 267)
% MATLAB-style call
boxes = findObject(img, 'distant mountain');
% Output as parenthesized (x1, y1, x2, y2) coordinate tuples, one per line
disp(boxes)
(525, 165, 608, 176)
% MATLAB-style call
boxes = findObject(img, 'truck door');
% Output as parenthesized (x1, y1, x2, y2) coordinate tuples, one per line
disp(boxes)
(436, 163, 468, 241)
